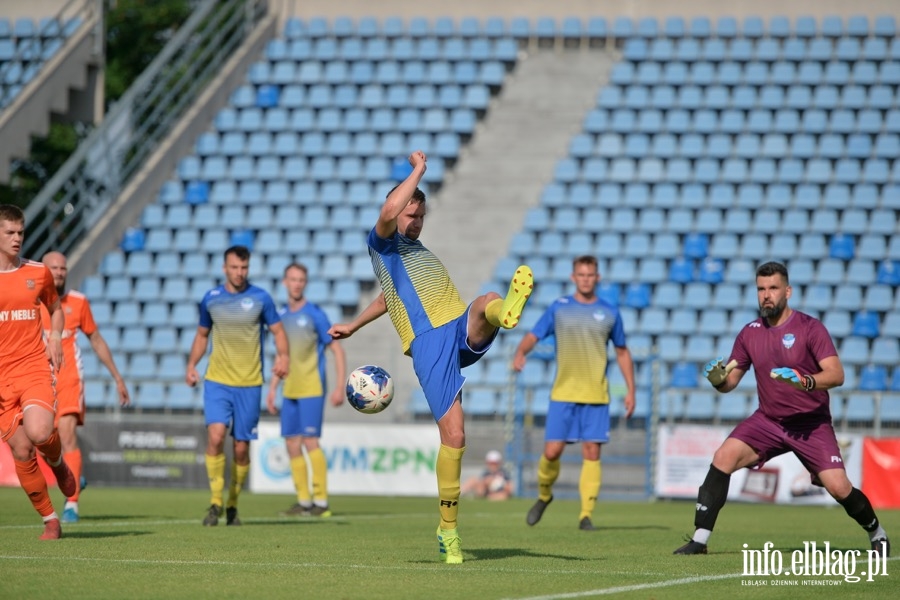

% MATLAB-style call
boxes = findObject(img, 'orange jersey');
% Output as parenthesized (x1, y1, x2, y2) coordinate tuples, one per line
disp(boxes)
(0, 260, 59, 372)
(40, 290, 97, 388)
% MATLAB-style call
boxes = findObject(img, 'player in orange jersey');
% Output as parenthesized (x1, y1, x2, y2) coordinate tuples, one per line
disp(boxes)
(41, 251, 130, 523)
(0, 204, 77, 539)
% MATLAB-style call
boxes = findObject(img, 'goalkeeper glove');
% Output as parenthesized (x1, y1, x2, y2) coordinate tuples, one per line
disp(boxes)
(770, 367, 815, 391)
(704, 357, 737, 389)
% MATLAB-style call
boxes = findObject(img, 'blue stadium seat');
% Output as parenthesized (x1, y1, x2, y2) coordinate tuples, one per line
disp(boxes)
(668, 257, 693, 283)
(669, 362, 698, 388)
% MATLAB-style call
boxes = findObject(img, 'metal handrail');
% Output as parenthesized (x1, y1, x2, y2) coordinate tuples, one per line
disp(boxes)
(23, 0, 267, 259)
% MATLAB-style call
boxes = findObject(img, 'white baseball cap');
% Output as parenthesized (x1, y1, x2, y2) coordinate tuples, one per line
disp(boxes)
(485, 450, 503, 463)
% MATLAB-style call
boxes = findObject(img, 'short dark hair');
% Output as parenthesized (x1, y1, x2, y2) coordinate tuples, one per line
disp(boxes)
(283, 262, 308, 277)
(573, 255, 598, 270)
(756, 261, 789, 284)
(224, 245, 250, 262)
(386, 185, 426, 205)
(0, 204, 25, 223)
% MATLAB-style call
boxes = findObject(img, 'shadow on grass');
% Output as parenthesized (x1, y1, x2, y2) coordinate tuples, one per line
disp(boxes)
(467, 547, 593, 561)
(412, 548, 592, 563)
(62, 530, 152, 539)
(595, 525, 671, 532)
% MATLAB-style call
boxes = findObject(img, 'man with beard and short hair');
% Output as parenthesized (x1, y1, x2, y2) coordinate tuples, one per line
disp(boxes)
(673, 261, 890, 559)
(40, 251, 130, 523)
(186, 245, 290, 527)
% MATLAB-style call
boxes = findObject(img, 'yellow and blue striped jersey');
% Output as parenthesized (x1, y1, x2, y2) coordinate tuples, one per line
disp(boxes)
(368, 227, 466, 354)
(278, 302, 333, 399)
(198, 284, 280, 387)
(530, 296, 627, 404)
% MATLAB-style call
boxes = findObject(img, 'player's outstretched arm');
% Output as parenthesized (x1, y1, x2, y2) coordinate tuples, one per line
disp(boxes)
(512, 332, 539, 371)
(615, 346, 637, 418)
(328, 340, 347, 406)
(270, 321, 290, 379)
(328, 293, 387, 340)
(89, 330, 130, 406)
(46, 299, 65, 371)
(185, 326, 210, 386)
(704, 357, 740, 392)
(265, 376, 280, 415)
(771, 355, 844, 391)
(375, 150, 426, 239)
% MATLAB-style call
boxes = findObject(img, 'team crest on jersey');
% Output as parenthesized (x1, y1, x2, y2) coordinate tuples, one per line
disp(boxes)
(240, 298, 254, 311)
(593, 310, 605, 322)
(782, 333, 796, 349)
(296, 316, 308, 327)
(65, 306, 72, 314)
(26, 279, 35, 289)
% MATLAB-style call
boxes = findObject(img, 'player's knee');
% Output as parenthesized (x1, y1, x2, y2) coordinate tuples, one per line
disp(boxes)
(823, 475, 853, 500)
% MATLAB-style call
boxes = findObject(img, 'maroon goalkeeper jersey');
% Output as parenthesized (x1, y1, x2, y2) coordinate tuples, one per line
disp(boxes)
(728, 310, 838, 424)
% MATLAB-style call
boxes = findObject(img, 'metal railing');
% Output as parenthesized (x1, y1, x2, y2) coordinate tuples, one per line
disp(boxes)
(23, 0, 268, 259)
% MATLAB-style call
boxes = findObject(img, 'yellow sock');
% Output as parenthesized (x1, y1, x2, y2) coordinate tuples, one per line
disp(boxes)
(227, 462, 250, 509)
(485, 298, 503, 327)
(436, 444, 465, 530)
(308, 448, 328, 503)
(537, 455, 560, 501)
(290, 454, 311, 503)
(205, 454, 226, 507)
(579, 459, 602, 520)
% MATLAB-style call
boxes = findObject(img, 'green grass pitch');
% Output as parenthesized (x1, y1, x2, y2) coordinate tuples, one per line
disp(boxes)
(1, 487, 897, 599)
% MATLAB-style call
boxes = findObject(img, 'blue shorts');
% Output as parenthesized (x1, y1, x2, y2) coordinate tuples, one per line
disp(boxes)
(203, 380, 262, 441)
(545, 401, 610, 444)
(410, 303, 497, 422)
(280, 396, 325, 438)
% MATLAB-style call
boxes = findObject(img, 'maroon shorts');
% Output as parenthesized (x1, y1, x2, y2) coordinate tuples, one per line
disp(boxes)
(730, 409, 846, 478)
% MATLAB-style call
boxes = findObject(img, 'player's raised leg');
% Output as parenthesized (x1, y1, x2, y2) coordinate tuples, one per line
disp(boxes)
(485, 265, 534, 330)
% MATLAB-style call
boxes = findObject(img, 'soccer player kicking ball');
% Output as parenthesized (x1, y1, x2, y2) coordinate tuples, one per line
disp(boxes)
(329, 150, 533, 564)
(674, 261, 890, 558)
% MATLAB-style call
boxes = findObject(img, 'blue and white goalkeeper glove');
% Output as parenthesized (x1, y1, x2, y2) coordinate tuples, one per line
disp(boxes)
(770, 367, 814, 391)
(704, 357, 737, 388)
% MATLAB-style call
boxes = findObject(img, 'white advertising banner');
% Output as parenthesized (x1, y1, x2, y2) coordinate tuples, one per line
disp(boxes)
(655, 424, 863, 505)
(250, 421, 441, 496)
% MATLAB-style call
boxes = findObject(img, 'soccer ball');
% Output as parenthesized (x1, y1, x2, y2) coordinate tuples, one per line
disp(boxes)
(346, 365, 394, 414)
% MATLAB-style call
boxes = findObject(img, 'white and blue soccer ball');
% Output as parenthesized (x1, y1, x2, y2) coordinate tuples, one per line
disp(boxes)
(346, 365, 394, 414)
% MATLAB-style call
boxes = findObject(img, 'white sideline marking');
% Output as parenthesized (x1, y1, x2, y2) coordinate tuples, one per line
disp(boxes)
(0, 554, 652, 577)
(502, 555, 900, 600)
(501, 574, 740, 599)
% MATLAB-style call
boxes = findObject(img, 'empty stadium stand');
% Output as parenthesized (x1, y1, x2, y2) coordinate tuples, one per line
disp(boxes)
(68, 12, 900, 430)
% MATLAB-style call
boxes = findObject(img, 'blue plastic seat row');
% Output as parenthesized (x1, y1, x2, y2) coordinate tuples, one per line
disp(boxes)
(542, 179, 900, 212)
(265, 36, 518, 63)
(214, 105, 478, 136)
(280, 15, 897, 41)
(579, 107, 898, 137)
(597, 83, 897, 111)
(610, 60, 900, 87)
(203, 128, 461, 162)
(574, 131, 900, 160)
(241, 58, 509, 87)
(241, 80, 492, 111)
(552, 155, 900, 186)
(0, 17, 80, 39)
(623, 36, 900, 63)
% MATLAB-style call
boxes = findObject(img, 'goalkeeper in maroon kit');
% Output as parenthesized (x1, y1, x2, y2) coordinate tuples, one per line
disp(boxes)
(674, 262, 889, 558)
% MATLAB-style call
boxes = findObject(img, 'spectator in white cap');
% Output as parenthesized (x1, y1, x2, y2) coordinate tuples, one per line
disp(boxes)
(461, 450, 513, 500)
